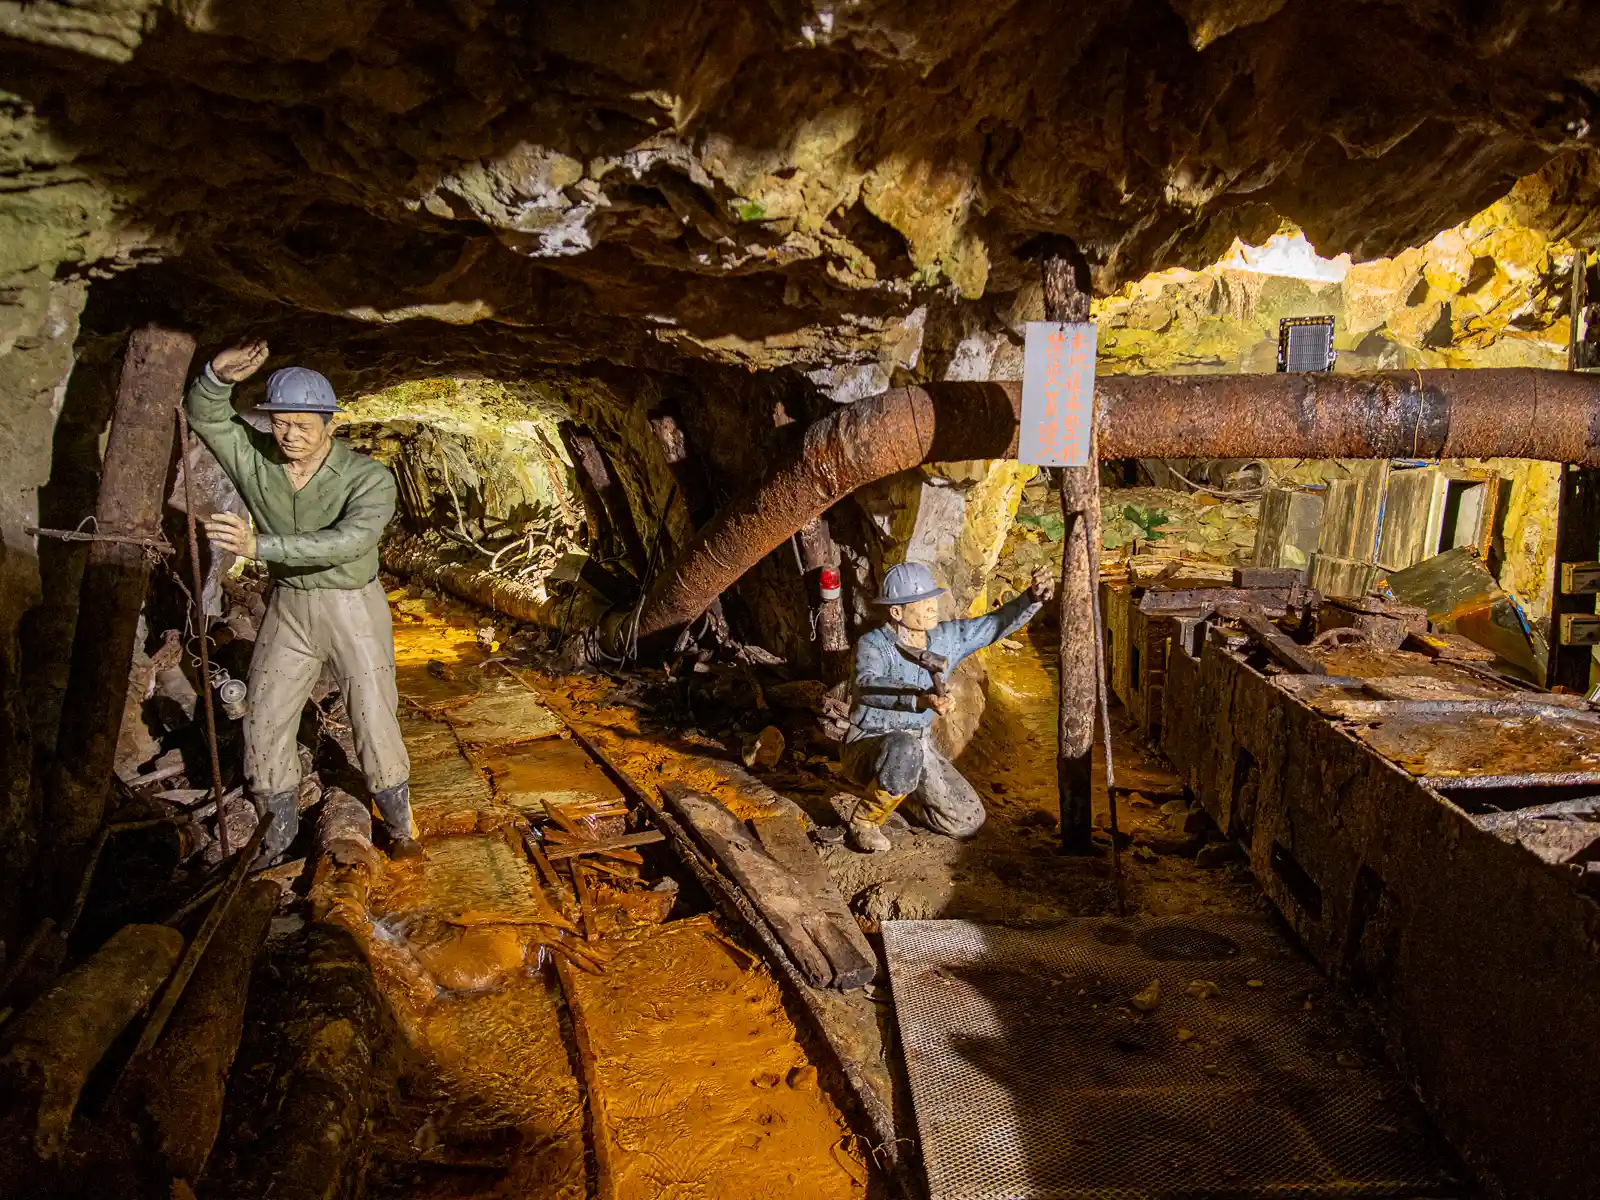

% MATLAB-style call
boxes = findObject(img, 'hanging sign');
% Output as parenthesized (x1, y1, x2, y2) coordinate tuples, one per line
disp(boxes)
(1019, 321, 1097, 467)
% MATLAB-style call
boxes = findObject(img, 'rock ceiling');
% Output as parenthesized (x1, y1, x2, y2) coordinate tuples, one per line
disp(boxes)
(6, 0, 1600, 378)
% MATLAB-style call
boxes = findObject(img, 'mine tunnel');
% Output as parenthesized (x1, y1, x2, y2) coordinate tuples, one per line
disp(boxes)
(4, 4, 1600, 1198)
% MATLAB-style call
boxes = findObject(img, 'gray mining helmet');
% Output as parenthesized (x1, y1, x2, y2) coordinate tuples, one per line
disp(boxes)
(874, 561, 947, 606)
(256, 366, 341, 414)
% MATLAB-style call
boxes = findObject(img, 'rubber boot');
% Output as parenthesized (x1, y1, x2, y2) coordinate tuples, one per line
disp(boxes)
(374, 781, 422, 860)
(849, 781, 905, 854)
(251, 790, 300, 868)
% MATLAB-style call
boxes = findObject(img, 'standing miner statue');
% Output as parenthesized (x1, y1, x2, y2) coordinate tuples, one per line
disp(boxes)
(843, 561, 1056, 852)
(187, 340, 417, 864)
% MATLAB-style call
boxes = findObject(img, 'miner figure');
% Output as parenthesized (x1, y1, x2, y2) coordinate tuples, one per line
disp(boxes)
(843, 561, 1056, 852)
(187, 340, 417, 864)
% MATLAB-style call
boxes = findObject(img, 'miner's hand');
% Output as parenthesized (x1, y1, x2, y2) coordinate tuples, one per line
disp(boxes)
(204, 512, 258, 560)
(211, 339, 269, 384)
(1029, 565, 1057, 603)
(921, 693, 956, 716)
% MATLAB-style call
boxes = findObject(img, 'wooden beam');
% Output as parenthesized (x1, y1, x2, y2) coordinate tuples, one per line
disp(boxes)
(46, 326, 196, 905)
(1234, 610, 1327, 675)
(662, 784, 874, 990)
(1044, 248, 1099, 854)
(558, 422, 647, 575)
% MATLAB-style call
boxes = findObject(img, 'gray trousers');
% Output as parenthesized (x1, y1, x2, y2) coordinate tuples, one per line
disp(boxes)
(842, 730, 987, 838)
(245, 580, 409, 798)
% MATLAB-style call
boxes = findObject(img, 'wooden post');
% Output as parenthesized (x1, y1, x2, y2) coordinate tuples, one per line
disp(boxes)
(796, 514, 850, 679)
(1043, 251, 1101, 854)
(46, 326, 196, 901)
(558, 422, 647, 576)
(557, 419, 615, 556)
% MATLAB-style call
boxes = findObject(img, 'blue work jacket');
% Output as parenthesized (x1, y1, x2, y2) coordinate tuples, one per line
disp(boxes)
(846, 591, 1043, 742)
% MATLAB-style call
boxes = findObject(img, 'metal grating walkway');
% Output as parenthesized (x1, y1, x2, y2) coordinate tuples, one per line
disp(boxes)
(883, 917, 1460, 1199)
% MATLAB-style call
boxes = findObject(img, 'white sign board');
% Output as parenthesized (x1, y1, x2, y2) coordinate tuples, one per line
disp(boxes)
(1019, 321, 1097, 467)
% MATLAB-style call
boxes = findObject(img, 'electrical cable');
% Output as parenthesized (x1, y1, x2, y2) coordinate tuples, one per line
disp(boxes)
(1163, 459, 1269, 499)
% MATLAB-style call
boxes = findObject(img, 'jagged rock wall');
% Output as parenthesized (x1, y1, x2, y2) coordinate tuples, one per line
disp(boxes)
(0, 274, 87, 950)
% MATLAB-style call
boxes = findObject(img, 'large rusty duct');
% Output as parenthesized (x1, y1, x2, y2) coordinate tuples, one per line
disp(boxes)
(638, 368, 1600, 636)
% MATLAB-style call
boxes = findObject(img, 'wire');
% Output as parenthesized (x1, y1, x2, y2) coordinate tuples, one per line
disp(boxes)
(1083, 427, 1127, 917)
(1163, 461, 1268, 499)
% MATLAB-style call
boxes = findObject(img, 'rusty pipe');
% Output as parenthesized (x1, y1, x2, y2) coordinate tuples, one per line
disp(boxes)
(638, 368, 1600, 636)
(639, 382, 1019, 637)
(1095, 368, 1600, 462)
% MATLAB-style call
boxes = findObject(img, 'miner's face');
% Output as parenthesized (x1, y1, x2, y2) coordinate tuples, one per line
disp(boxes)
(889, 596, 941, 632)
(271, 411, 334, 463)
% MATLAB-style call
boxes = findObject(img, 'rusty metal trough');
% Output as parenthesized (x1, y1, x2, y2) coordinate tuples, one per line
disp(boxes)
(1160, 625, 1600, 1199)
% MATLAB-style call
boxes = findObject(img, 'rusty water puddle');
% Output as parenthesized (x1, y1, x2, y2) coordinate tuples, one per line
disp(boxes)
(567, 916, 869, 1198)
(361, 598, 868, 1199)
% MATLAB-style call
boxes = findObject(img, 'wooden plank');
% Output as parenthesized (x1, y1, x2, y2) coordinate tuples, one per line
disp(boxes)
(521, 831, 564, 890)
(1232, 566, 1303, 589)
(748, 814, 877, 987)
(543, 831, 664, 861)
(1252, 486, 1323, 574)
(571, 863, 596, 943)
(550, 956, 620, 1200)
(1402, 631, 1497, 662)
(1559, 612, 1600, 646)
(664, 785, 874, 990)
(48, 327, 198, 883)
(1140, 586, 1291, 615)
(1235, 611, 1326, 675)
(1317, 461, 1388, 564)
(1376, 465, 1442, 572)
(1560, 561, 1600, 594)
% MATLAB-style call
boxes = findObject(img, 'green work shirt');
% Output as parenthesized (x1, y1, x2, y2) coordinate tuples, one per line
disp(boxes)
(185, 370, 395, 590)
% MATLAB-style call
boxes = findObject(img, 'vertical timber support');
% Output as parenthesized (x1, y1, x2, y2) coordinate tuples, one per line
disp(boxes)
(648, 408, 730, 645)
(559, 421, 647, 576)
(1043, 250, 1100, 854)
(46, 326, 196, 905)
(557, 419, 615, 557)
(796, 514, 850, 680)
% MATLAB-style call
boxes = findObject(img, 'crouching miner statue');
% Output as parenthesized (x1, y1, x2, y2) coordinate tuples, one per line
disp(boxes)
(187, 340, 418, 864)
(843, 561, 1056, 853)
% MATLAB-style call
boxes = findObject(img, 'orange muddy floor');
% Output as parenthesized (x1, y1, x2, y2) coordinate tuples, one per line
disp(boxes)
(362, 596, 869, 1200)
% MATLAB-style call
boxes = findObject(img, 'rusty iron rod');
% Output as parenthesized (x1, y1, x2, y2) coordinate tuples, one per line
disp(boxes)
(1089, 571, 1126, 915)
(178, 408, 231, 860)
(24, 525, 175, 552)
(638, 367, 1600, 638)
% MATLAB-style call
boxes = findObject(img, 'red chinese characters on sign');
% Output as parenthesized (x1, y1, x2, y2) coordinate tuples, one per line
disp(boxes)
(1020, 322, 1097, 466)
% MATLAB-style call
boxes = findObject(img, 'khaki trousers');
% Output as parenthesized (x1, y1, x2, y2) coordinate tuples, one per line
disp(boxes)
(244, 580, 409, 798)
